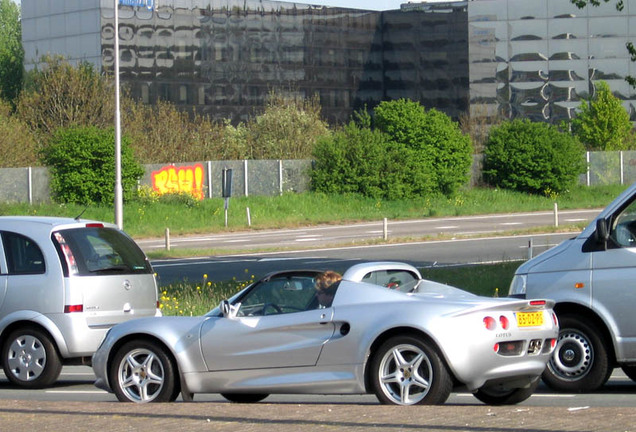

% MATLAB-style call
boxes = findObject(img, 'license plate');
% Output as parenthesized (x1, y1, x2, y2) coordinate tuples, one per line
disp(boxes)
(516, 311, 544, 327)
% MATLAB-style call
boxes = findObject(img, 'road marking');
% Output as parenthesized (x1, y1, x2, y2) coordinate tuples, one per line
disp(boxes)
(500, 222, 523, 226)
(436, 226, 460, 229)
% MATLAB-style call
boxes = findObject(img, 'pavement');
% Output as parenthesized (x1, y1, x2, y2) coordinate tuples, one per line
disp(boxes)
(3, 399, 634, 431)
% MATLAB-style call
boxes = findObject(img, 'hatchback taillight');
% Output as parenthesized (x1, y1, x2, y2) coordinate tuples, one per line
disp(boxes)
(54, 232, 78, 275)
(64, 304, 84, 313)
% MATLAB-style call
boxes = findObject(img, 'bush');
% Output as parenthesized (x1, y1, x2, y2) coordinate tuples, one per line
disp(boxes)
(374, 99, 473, 196)
(483, 119, 586, 195)
(311, 116, 392, 198)
(42, 126, 144, 205)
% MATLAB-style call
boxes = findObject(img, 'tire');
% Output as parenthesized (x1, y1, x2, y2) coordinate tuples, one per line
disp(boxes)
(473, 379, 539, 405)
(370, 335, 452, 405)
(221, 393, 269, 403)
(543, 315, 612, 392)
(2, 327, 62, 389)
(620, 365, 636, 382)
(110, 340, 179, 403)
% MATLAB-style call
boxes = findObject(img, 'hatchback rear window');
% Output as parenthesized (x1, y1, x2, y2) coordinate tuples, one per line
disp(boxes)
(53, 227, 152, 276)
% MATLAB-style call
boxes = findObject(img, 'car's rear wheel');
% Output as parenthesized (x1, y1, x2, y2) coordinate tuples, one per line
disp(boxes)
(473, 379, 539, 405)
(543, 315, 611, 392)
(221, 393, 269, 403)
(370, 335, 452, 405)
(2, 327, 62, 388)
(110, 340, 179, 403)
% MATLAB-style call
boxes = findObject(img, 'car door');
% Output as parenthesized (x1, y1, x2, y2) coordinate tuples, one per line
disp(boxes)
(199, 273, 336, 371)
(592, 197, 636, 360)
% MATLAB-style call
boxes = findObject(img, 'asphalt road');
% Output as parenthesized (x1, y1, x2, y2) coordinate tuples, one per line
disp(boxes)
(136, 209, 599, 253)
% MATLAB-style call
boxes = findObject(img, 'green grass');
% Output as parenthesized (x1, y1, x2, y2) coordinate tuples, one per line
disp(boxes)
(0, 184, 627, 239)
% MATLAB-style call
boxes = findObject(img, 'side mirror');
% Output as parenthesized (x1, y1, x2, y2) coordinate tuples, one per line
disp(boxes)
(596, 218, 609, 250)
(220, 300, 239, 319)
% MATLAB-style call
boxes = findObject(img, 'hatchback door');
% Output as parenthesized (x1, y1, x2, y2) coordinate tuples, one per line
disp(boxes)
(54, 227, 158, 327)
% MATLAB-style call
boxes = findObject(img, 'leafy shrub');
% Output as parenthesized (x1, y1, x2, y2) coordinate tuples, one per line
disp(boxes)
(374, 99, 473, 196)
(42, 126, 144, 205)
(483, 119, 586, 195)
(311, 113, 424, 200)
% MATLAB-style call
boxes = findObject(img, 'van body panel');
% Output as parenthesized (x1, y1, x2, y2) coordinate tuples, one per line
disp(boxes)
(512, 182, 636, 390)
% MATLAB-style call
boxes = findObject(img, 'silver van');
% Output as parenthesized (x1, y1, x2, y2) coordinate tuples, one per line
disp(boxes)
(510, 182, 636, 392)
(0, 216, 159, 388)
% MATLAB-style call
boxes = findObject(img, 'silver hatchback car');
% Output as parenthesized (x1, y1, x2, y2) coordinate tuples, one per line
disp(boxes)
(0, 216, 159, 388)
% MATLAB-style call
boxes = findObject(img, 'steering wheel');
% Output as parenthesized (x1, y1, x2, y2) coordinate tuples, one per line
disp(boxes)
(262, 303, 283, 315)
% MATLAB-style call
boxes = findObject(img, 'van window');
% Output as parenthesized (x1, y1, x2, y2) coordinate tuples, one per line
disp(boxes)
(1, 232, 45, 275)
(53, 227, 152, 276)
(611, 199, 636, 248)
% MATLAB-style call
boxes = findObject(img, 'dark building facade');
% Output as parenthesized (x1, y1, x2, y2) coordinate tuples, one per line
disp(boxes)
(21, 0, 636, 125)
(23, 0, 469, 124)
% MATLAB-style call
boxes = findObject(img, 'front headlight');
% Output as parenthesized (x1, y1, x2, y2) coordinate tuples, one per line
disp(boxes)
(508, 274, 527, 297)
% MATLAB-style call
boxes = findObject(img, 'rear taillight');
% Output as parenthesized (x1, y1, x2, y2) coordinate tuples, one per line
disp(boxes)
(54, 232, 78, 275)
(64, 304, 84, 313)
(499, 315, 510, 330)
(483, 316, 496, 330)
(552, 312, 559, 327)
(85, 223, 104, 228)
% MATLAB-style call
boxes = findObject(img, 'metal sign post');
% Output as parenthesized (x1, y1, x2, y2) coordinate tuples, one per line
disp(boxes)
(222, 168, 233, 227)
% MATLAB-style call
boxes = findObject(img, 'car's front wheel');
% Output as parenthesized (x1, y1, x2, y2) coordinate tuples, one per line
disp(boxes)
(473, 379, 539, 405)
(2, 327, 62, 388)
(370, 335, 452, 405)
(543, 315, 611, 392)
(110, 340, 179, 403)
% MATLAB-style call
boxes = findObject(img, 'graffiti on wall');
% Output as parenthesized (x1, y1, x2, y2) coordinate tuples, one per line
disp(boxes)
(151, 163, 205, 200)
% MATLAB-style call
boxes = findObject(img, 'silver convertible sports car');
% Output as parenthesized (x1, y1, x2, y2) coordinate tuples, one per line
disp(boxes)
(92, 262, 559, 405)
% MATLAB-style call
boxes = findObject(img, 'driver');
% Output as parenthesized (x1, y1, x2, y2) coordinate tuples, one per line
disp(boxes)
(315, 271, 342, 308)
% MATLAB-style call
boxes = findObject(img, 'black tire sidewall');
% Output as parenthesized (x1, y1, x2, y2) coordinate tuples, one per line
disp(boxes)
(543, 315, 611, 392)
(2, 327, 62, 389)
(370, 335, 452, 405)
(110, 340, 178, 403)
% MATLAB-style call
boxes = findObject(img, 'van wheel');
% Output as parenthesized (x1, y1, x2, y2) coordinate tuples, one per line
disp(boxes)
(543, 315, 611, 392)
(2, 327, 62, 388)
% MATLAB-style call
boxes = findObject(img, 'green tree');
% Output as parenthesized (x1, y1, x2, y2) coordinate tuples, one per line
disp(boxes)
(17, 56, 115, 136)
(571, 81, 634, 150)
(246, 92, 330, 159)
(0, 99, 38, 167)
(0, 0, 23, 106)
(484, 119, 586, 195)
(374, 99, 473, 196)
(42, 126, 144, 205)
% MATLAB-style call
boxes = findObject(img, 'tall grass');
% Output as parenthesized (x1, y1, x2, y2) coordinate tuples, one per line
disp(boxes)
(0, 184, 626, 238)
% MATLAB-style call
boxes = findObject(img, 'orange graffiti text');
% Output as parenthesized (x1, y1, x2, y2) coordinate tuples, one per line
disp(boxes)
(151, 164, 205, 200)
